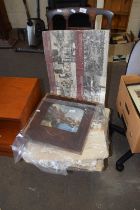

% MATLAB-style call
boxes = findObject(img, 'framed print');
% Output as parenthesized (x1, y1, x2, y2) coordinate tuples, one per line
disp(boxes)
(127, 84, 140, 114)
(25, 96, 96, 153)
(41, 103, 84, 133)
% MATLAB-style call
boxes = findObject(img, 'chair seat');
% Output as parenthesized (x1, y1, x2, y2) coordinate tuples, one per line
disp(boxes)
(15, 108, 110, 174)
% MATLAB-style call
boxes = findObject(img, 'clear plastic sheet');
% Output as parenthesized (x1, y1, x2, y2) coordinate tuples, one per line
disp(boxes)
(12, 100, 110, 175)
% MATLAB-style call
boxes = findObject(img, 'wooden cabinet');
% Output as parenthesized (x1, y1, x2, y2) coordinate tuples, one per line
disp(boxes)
(87, 0, 97, 7)
(0, 77, 42, 156)
(104, 0, 133, 31)
(88, 0, 133, 31)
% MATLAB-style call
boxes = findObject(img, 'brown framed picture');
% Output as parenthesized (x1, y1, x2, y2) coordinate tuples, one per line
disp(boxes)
(127, 84, 140, 114)
(25, 95, 96, 153)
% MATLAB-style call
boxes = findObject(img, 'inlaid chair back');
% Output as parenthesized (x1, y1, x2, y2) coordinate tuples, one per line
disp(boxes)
(43, 29, 110, 104)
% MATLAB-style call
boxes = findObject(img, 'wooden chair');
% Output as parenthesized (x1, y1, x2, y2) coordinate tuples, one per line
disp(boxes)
(46, 7, 114, 30)
(12, 29, 111, 173)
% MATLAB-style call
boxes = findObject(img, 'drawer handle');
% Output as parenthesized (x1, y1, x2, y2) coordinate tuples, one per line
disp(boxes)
(125, 103, 129, 115)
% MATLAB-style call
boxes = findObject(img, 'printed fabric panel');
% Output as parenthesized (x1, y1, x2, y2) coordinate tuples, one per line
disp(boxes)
(43, 30, 109, 104)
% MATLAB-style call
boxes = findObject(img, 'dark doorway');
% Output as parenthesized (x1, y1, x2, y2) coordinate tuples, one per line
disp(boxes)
(48, 0, 87, 9)
(0, 0, 12, 39)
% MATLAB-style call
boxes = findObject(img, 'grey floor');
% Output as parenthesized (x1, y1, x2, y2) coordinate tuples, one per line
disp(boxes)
(0, 49, 140, 210)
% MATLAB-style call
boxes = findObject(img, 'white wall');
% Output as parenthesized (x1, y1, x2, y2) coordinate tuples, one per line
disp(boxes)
(127, 0, 140, 37)
(4, 0, 48, 28)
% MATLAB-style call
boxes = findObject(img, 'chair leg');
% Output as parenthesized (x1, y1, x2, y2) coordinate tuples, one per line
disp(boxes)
(109, 123, 126, 136)
(116, 150, 134, 171)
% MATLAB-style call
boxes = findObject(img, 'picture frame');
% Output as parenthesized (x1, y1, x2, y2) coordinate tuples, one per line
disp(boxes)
(127, 84, 140, 114)
(25, 95, 96, 153)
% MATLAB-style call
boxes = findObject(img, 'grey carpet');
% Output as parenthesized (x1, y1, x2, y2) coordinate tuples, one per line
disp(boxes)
(0, 49, 140, 210)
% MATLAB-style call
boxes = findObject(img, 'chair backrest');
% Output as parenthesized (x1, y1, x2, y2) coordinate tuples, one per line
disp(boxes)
(43, 30, 110, 104)
(47, 7, 114, 30)
(126, 40, 140, 75)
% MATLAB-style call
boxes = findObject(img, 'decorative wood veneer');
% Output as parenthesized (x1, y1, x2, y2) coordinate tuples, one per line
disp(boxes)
(0, 77, 41, 156)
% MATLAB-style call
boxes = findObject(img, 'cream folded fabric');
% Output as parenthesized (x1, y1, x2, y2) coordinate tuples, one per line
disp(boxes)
(21, 108, 110, 174)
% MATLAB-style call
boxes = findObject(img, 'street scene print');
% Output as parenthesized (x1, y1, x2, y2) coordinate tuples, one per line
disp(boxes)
(41, 103, 84, 133)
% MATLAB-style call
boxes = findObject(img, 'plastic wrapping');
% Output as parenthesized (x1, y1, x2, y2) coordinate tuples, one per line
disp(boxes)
(12, 99, 110, 175)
